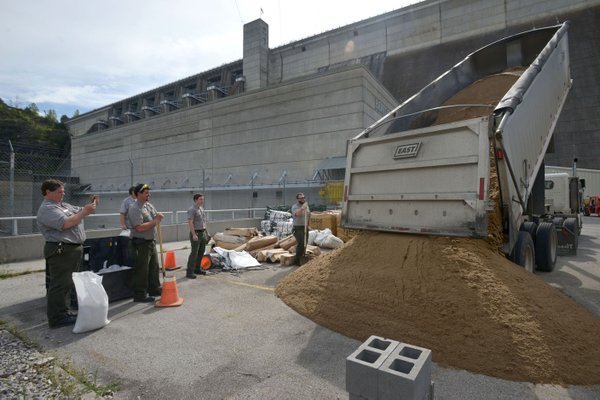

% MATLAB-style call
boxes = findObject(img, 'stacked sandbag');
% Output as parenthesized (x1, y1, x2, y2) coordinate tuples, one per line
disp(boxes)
(260, 207, 293, 238)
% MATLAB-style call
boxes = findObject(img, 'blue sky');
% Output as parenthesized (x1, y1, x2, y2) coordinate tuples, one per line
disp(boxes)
(0, 0, 414, 118)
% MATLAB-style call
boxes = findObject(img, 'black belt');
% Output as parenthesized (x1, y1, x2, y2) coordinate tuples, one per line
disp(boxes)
(195, 229, 205, 232)
(131, 237, 154, 244)
(46, 242, 82, 246)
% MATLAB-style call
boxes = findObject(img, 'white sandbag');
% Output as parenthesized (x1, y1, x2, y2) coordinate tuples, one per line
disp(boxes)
(307, 230, 318, 245)
(314, 228, 332, 246)
(269, 210, 292, 222)
(276, 220, 293, 237)
(72, 271, 110, 334)
(214, 247, 261, 270)
(320, 234, 344, 249)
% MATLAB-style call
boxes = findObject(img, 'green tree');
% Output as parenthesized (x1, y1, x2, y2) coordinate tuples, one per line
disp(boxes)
(44, 109, 58, 123)
(26, 103, 39, 115)
(72, 109, 80, 118)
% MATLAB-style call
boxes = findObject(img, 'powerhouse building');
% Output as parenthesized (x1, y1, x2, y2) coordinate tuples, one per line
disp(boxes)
(66, 0, 600, 214)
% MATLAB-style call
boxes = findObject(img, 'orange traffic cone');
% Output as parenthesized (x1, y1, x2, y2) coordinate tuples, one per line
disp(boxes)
(155, 276, 184, 307)
(164, 251, 178, 271)
(200, 255, 212, 270)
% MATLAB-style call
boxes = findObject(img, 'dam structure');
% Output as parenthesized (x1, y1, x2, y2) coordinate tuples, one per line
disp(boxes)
(66, 0, 600, 214)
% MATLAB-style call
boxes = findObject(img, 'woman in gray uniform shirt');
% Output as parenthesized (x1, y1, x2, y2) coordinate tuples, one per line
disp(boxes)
(36, 179, 98, 328)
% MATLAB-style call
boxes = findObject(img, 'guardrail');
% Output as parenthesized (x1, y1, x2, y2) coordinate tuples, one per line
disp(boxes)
(0, 208, 267, 236)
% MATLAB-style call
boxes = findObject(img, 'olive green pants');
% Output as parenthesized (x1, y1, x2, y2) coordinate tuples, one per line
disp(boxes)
(45, 242, 82, 326)
(293, 226, 307, 265)
(132, 240, 161, 299)
(187, 230, 207, 275)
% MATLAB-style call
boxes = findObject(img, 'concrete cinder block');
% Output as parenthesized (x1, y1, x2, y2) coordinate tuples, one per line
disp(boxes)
(346, 335, 399, 399)
(378, 343, 432, 400)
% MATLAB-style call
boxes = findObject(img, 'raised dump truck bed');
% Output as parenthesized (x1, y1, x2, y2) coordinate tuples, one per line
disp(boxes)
(342, 23, 572, 270)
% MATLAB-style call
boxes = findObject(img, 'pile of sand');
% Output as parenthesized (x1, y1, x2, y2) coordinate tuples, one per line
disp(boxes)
(275, 232, 600, 385)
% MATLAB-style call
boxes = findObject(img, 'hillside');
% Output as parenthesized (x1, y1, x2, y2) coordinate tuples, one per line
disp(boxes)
(0, 98, 69, 156)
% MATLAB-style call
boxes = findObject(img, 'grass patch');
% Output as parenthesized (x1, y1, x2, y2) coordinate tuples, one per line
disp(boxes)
(1, 320, 120, 397)
(60, 363, 120, 397)
(0, 319, 44, 352)
(0, 268, 45, 280)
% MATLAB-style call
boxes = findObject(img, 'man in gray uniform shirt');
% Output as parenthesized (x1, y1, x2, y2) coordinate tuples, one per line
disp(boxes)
(128, 183, 163, 302)
(186, 193, 208, 279)
(37, 179, 98, 328)
(291, 192, 311, 266)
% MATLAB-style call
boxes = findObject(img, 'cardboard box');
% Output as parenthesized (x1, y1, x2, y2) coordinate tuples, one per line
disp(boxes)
(310, 212, 338, 235)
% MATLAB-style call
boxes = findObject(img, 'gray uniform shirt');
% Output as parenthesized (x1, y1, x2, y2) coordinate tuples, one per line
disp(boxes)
(36, 199, 86, 244)
(128, 201, 158, 240)
(187, 204, 206, 230)
(119, 196, 136, 228)
(291, 203, 310, 226)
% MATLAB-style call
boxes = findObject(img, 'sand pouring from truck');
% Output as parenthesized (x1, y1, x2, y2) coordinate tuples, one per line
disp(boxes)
(342, 22, 577, 273)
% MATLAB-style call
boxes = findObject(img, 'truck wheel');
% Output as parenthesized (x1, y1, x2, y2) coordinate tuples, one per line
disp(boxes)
(552, 217, 564, 227)
(520, 222, 538, 244)
(535, 222, 557, 272)
(512, 231, 535, 272)
(563, 217, 579, 251)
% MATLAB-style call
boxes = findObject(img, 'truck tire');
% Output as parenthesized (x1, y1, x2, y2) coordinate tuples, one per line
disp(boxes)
(563, 217, 579, 251)
(552, 217, 564, 227)
(512, 231, 535, 273)
(520, 222, 538, 244)
(535, 222, 557, 272)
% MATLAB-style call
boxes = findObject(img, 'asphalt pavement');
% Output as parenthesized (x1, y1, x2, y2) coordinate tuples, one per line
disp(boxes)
(1, 218, 600, 399)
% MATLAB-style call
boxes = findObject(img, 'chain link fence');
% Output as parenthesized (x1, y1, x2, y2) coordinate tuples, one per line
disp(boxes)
(0, 143, 75, 236)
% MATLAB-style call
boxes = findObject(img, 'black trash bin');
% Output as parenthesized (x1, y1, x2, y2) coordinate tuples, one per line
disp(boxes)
(83, 236, 134, 302)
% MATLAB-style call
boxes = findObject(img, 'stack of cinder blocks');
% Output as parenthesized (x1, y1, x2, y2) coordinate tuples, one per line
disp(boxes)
(346, 335, 433, 400)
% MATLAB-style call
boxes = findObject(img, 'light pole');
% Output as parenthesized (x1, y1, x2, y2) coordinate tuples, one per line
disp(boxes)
(199, 164, 206, 194)
(9, 140, 15, 235)
(129, 157, 133, 186)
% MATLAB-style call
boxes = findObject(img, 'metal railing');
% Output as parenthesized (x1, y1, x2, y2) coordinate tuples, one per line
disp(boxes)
(0, 207, 266, 236)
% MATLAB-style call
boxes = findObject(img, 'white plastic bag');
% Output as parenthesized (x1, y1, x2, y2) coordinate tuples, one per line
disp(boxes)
(320, 234, 344, 249)
(72, 271, 110, 334)
(307, 230, 318, 245)
(314, 228, 333, 246)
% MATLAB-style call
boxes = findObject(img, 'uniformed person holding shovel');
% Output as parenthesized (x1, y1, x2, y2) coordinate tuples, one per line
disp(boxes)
(128, 183, 163, 302)
(291, 192, 310, 266)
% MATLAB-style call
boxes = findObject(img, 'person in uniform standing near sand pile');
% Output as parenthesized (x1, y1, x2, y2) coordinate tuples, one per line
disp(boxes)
(36, 179, 98, 328)
(128, 183, 163, 302)
(291, 192, 310, 266)
(186, 193, 209, 279)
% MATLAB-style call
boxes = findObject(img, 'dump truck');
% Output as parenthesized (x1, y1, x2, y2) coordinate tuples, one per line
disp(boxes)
(544, 172, 583, 253)
(342, 22, 573, 273)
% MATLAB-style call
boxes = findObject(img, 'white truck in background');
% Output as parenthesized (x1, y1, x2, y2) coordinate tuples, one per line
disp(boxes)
(342, 23, 575, 273)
